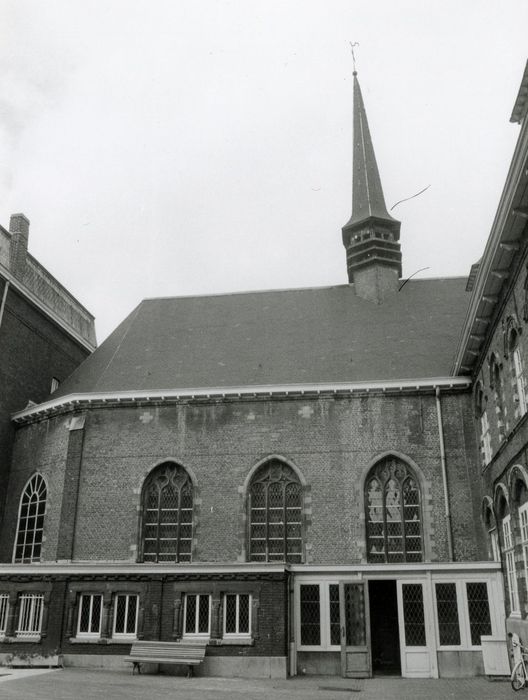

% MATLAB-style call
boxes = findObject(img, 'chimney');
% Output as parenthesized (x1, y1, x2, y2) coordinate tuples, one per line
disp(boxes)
(9, 213, 30, 279)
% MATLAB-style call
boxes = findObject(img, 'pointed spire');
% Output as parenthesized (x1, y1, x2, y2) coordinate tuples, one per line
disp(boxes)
(342, 69, 402, 301)
(345, 73, 398, 229)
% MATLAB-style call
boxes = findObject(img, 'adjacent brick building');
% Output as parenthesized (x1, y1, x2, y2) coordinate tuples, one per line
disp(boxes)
(3, 63, 528, 680)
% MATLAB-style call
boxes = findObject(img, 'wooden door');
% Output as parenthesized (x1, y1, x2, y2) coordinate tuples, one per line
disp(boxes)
(339, 581, 371, 678)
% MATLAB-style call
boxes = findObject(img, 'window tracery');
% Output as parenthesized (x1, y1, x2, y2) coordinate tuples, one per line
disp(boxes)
(365, 456, 422, 563)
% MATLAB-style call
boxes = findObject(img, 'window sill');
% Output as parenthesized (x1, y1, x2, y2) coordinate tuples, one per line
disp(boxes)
(13, 635, 42, 643)
(69, 637, 107, 644)
(209, 637, 254, 646)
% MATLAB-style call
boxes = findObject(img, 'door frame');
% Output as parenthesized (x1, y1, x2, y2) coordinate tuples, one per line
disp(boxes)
(396, 578, 438, 678)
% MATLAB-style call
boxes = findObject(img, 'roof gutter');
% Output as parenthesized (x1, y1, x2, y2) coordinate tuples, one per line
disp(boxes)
(12, 376, 472, 424)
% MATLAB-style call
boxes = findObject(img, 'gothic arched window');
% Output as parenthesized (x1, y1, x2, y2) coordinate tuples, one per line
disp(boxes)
(365, 456, 422, 563)
(248, 459, 303, 563)
(140, 462, 193, 563)
(13, 474, 47, 563)
(509, 328, 527, 418)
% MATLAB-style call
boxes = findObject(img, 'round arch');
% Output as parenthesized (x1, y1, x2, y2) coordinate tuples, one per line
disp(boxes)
(493, 482, 509, 518)
(508, 464, 528, 504)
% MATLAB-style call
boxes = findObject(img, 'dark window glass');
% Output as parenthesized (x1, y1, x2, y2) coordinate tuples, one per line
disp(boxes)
(435, 583, 460, 646)
(402, 584, 426, 646)
(300, 585, 320, 645)
(466, 582, 492, 645)
(365, 458, 423, 563)
(329, 584, 341, 646)
(248, 460, 303, 563)
(141, 463, 193, 563)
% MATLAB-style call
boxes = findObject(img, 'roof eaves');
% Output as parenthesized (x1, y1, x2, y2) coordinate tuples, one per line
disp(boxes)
(452, 112, 528, 375)
(12, 377, 472, 424)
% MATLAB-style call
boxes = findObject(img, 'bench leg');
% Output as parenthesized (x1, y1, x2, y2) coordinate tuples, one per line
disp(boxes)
(132, 662, 141, 675)
(187, 665, 194, 678)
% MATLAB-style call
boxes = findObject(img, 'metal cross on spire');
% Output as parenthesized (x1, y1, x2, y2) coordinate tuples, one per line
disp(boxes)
(349, 41, 359, 75)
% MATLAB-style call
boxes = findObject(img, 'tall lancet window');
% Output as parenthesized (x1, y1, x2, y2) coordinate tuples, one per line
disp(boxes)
(13, 474, 47, 563)
(248, 459, 303, 563)
(140, 462, 193, 563)
(365, 456, 422, 563)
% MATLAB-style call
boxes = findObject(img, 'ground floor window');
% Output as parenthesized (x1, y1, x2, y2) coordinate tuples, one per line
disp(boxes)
(298, 582, 341, 650)
(77, 594, 103, 638)
(401, 583, 426, 646)
(466, 582, 492, 646)
(17, 594, 44, 639)
(433, 580, 492, 648)
(0, 595, 9, 635)
(184, 594, 211, 637)
(113, 594, 139, 638)
(223, 593, 251, 638)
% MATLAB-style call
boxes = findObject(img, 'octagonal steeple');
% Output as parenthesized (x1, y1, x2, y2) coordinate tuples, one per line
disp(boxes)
(342, 71, 402, 303)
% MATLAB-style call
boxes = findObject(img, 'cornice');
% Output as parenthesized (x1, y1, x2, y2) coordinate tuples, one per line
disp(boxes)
(12, 377, 472, 425)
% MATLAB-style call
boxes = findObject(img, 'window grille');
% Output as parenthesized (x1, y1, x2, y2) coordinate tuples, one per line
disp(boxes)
(365, 457, 423, 563)
(77, 594, 103, 637)
(502, 515, 520, 613)
(466, 582, 492, 645)
(141, 463, 193, 563)
(13, 474, 47, 563)
(300, 584, 321, 646)
(435, 583, 460, 646)
(17, 594, 44, 638)
(328, 584, 341, 646)
(0, 595, 9, 635)
(223, 594, 251, 636)
(184, 594, 210, 636)
(113, 594, 138, 637)
(402, 584, 426, 646)
(248, 460, 303, 563)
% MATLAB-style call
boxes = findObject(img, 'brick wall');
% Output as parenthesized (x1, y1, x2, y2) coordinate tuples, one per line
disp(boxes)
(0, 282, 90, 547)
(5, 390, 480, 565)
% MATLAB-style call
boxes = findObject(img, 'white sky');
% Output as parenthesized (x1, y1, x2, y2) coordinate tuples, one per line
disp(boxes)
(1, 0, 527, 343)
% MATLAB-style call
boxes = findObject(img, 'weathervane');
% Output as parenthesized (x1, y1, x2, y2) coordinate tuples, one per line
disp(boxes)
(349, 41, 359, 74)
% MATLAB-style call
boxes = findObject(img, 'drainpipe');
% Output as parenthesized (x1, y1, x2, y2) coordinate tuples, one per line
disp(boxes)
(0, 280, 9, 329)
(436, 387, 454, 561)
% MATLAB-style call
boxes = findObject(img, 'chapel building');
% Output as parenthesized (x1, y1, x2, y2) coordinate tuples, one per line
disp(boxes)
(2, 63, 528, 680)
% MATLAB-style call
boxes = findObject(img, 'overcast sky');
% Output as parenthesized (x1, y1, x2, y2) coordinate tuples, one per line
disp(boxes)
(2, 1, 528, 343)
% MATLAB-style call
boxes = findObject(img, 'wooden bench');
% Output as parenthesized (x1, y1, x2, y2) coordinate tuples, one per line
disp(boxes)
(125, 641, 207, 677)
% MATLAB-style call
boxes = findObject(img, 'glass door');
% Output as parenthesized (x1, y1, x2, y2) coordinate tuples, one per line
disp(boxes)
(339, 581, 371, 678)
(396, 581, 436, 678)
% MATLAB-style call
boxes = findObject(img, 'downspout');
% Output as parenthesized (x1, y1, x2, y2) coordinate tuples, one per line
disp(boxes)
(0, 280, 9, 329)
(435, 387, 454, 561)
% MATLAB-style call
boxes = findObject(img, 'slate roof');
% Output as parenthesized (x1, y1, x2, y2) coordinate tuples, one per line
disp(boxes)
(54, 278, 470, 396)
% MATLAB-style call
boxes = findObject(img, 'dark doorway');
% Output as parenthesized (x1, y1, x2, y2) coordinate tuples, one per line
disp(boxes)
(368, 580, 401, 676)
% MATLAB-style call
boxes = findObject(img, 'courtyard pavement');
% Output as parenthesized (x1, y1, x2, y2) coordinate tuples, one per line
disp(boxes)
(0, 668, 519, 699)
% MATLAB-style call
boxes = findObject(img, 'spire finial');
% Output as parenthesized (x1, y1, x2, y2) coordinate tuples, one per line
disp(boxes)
(349, 41, 359, 76)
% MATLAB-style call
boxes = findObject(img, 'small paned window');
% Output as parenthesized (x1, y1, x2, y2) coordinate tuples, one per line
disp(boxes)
(223, 594, 251, 637)
(435, 583, 460, 646)
(13, 474, 47, 563)
(141, 462, 193, 563)
(328, 584, 341, 646)
(466, 582, 492, 645)
(365, 457, 423, 563)
(77, 594, 103, 638)
(113, 594, 138, 638)
(513, 346, 528, 417)
(489, 355, 505, 439)
(0, 595, 9, 635)
(502, 515, 520, 614)
(402, 584, 426, 647)
(300, 584, 321, 646)
(184, 594, 210, 636)
(520, 503, 528, 592)
(475, 383, 492, 464)
(17, 594, 44, 638)
(248, 459, 303, 563)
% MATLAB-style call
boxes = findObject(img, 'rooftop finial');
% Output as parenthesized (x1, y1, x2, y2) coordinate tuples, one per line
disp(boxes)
(349, 41, 359, 76)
